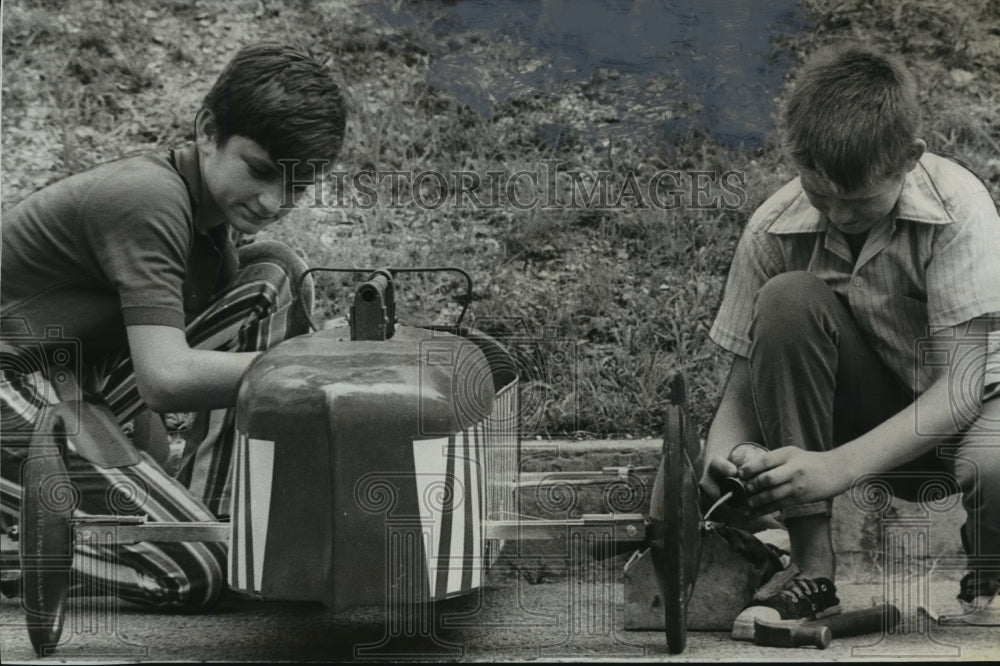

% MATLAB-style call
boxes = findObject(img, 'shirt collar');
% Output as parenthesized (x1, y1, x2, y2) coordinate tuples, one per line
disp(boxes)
(767, 158, 954, 235)
(172, 143, 225, 232)
(895, 159, 953, 225)
(767, 181, 825, 234)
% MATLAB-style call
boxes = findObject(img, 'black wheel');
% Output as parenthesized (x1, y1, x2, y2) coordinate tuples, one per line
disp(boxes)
(20, 407, 75, 656)
(648, 374, 700, 654)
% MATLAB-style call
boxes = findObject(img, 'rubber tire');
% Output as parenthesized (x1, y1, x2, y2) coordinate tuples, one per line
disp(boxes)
(661, 401, 688, 654)
(648, 374, 700, 655)
(20, 409, 75, 656)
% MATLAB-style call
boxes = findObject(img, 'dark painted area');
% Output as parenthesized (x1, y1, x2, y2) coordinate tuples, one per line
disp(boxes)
(370, 0, 808, 151)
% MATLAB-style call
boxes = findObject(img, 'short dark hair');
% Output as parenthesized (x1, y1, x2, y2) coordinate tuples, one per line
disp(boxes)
(782, 44, 920, 192)
(202, 43, 346, 165)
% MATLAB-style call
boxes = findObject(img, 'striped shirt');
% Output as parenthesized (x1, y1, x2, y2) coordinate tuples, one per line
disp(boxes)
(710, 153, 1000, 394)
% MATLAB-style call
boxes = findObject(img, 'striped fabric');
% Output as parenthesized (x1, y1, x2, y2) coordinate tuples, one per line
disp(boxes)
(711, 153, 1000, 396)
(0, 241, 310, 608)
(481, 380, 518, 566)
(413, 379, 518, 600)
(226, 379, 519, 600)
(228, 432, 275, 593)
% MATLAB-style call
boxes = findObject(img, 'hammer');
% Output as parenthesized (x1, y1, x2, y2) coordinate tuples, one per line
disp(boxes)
(751, 604, 902, 648)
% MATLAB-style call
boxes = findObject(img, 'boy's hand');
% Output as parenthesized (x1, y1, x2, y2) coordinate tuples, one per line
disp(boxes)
(699, 455, 738, 502)
(699, 454, 784, 529)
(738, 447, 853, 514)
(700, 455, 755, 521)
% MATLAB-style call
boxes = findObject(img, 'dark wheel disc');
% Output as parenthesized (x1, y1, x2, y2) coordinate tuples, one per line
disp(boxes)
(648, 374, 701, 654)
(20, 409, 75, 656)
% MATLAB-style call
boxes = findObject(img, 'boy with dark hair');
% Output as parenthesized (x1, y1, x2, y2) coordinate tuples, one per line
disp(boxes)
(1, 42, 346, 607)
(701, 44, 1000, 627)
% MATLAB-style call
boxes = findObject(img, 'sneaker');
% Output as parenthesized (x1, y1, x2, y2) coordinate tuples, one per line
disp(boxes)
(957, 572, 1000, 613)
(921, 572, 1000, 627)
(732, 565, 841, 640)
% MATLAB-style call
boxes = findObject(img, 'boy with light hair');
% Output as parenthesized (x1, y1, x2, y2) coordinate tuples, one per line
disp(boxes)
(701, 44, 1000, 626)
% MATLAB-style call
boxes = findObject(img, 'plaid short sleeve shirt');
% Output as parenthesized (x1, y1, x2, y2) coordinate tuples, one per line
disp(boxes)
(710, 153, 1000, 394)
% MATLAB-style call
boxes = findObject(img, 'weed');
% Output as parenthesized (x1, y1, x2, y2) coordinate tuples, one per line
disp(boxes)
(3, 0, 997, 440)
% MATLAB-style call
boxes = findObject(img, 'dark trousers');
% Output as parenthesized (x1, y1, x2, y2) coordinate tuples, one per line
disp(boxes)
(748, 271, 999, 573)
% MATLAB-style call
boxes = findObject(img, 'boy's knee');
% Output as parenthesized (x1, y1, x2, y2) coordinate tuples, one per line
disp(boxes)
(952, 436, 1000, 502)
(238, 240, 309, 282)
(752, 271, 836, 333)
(236, 240, 314, 330)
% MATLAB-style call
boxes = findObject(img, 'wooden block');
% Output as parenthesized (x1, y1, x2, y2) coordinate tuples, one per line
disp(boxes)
(623, 530, 764, 631)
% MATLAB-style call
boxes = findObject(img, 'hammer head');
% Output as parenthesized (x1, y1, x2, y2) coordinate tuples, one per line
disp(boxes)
(753, 619, 832, 649)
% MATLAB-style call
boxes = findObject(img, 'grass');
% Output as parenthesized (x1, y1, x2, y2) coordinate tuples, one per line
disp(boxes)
(3, 0, 998, 439)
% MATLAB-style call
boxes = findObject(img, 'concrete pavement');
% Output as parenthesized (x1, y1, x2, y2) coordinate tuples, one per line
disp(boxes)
(1, 438, 993, 662)
(1, 568, 996, 662)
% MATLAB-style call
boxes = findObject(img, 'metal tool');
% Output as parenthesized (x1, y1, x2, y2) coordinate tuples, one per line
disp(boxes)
(740, 604, 901, 646)
(754, 619, 831, 648)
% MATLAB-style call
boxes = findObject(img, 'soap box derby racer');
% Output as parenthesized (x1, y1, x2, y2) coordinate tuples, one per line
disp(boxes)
(11, 267, 701, 656)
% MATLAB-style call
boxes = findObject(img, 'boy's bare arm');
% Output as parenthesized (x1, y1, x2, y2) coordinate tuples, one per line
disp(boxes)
(740, 318, 991, 514)
(126, 325, 261, 413)
(699, 356, 765, 499)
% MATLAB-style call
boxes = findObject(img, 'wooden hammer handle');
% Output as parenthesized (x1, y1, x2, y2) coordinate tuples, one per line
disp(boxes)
(754, 620, 832, 649)
(805, 603, 901, 637)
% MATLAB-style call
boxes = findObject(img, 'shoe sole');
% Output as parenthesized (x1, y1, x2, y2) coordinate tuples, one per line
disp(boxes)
(939, 608, 1000, 626)
(922, 603, 1000, 627)
(949, 596, 1000, 626)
